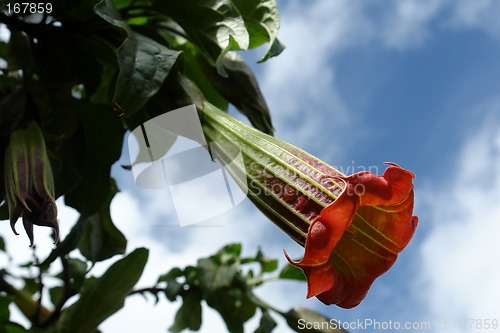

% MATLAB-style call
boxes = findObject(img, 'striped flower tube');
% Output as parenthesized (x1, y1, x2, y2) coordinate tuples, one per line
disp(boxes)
(201, 102, 418, 308)
(4, 121, 58, 246)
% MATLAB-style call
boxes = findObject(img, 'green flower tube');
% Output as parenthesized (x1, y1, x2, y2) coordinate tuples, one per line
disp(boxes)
(4, 121, 58, 246)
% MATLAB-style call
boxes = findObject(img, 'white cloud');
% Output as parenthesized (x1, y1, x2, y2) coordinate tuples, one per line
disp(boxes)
(0, 23, 10, 41)
(0, 24, 11, 68)
(375, 0, 445, 49)
(418, 110, 500, 325)
(446, 0, 500, 39)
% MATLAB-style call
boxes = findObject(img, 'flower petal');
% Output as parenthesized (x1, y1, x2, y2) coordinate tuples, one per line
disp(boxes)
(287, 163, 417, 308)
(285, 183, 358, 267)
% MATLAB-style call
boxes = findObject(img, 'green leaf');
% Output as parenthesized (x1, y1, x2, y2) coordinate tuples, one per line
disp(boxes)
(178, 42, 228, 110)
(168, 289, 202, 332)
(41, 214, 90, 267)
(254, 311, 277, 333)
(62, 0, 105, 22)
(0, 236, 5, 252)
(53, 258, 88, 295)
(279, 264, 306, 282)
(22, 278, 39, 296)
(64, 102, 124, 217)
(0, 87, 26, 132)
(66, 258, 88, 291)
(49, 286, 64, 306)
(194, 243, 256, 332)
(0, 73, 18, 93)
(50, 121, 85, 199)
(153, 0, 249, 76)
(0, 296, 11, 323)
(241, 247, 278, 273)
(200, 52, 274, 134)
(198, 258, 238, 292)
(114, 32, 180, 115)
(0, 323, 30, 333)
(231, 0, 285, 62)
(78, 182, 127, 262)
(261, 38, 285, 63)
(164, 281, 183, 302)
(45, 181, 125, 266)
(158, 267, 184, 301)
(95, 0, 180, 115)
(205, 287, 256, 333)
(57, 248, 149, 333)
(64, 36, 112, 97)
(178, 73, 206, 111)
(158, 267, 183, 283)
(218, 243, 242, 259)
(0, 203, 7, 223)
(78, 208, 127, 262)
(197, 244, 242, 292)
(284, 307, 347, 333)
(6, 31, 32, 71)
(89, 65, 117, 104)
(111, 0, 134, 9)
(112, 0, 152, 10)
(0, 39, 7, 59)
(255, 248, 278, 273)
(183, 266, 199, 285)
(260, 258, 278, 273)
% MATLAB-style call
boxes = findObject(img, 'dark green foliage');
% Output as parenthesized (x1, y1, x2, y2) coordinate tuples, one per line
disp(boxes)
(148, 243, 343, 333)
(57, 248, 148, 333)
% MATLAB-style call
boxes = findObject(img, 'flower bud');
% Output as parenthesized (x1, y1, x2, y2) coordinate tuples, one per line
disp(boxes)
(4, 121, 58, 246)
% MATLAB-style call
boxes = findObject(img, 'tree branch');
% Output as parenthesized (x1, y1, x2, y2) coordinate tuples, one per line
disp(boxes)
(128, 286, 165, 297)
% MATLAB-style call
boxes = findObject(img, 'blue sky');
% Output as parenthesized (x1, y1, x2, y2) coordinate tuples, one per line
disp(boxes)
(2, 1, 500, 332)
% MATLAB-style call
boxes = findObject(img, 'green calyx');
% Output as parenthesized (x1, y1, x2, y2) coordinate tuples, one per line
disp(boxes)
(4, 121, 58, 246)
(200, 103, 344, 246)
